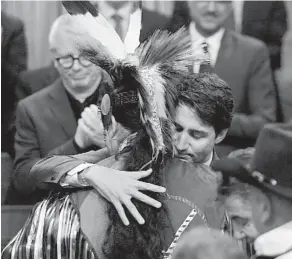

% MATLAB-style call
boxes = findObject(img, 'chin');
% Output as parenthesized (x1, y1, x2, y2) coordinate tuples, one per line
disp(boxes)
(200, 22, 221, 35)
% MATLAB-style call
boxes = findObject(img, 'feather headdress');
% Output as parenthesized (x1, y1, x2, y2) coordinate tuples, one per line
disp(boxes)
(62, 1, 197, 161)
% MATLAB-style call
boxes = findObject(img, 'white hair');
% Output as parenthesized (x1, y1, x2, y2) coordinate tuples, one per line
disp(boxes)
(48, 13, 88, 52)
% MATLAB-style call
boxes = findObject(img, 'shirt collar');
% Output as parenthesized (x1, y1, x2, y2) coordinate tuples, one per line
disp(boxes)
(204, 152, 213, 166)
(254, 221, 292, 258)
(189, 22, 225, 47)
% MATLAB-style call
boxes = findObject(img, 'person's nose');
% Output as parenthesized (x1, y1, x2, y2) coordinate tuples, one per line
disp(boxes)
(206, 1, 217, 12)
(175, 132, 189, 151)
(233, 229, 247, 240)
(71, 59, 82, 71)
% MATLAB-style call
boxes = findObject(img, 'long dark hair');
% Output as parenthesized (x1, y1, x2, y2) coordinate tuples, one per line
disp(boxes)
(103, 130, 171, 259)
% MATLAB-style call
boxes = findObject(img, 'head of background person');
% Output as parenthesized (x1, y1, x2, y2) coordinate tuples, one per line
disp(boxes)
(49, 14, 105, 100)
(219, 148, 258, 242)
(173, 73, 234, 164)
(172, 227, 247, 259)
(212, 123, 292, 237)
(187, 0, 232, 37)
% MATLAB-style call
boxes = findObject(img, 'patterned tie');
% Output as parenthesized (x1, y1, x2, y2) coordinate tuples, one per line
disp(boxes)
(112, 13, 124, 41)
(199, 41, 213, 73)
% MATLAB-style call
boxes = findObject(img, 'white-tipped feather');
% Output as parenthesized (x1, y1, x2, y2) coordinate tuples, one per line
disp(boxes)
(124, 8, 142, 54)
(139, 66, 167, 119)
(73, 13, 127, 60)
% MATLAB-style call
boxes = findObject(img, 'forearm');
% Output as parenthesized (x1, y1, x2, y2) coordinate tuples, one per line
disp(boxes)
(32, 148, 111, 188)
(46, 139, 79, 156)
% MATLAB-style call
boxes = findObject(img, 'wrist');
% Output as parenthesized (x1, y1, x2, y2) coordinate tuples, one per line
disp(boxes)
(78, 166, 93, 186)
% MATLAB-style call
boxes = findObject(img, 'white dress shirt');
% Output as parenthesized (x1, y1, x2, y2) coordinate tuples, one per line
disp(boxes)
(189, 22, 225, 73)
(232, 0, 244, 33)
(98, 1, 134, 41)
(254, 221, 292, 259)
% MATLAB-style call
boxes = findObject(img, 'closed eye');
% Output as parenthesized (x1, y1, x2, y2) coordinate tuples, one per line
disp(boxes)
(231, 216, 249, 227)
(174, 122, 183, 132)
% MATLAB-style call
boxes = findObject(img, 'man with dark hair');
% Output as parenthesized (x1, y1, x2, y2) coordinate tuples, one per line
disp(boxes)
(174, 73, 234, 164)
(168, 1, 277, 155)
(212, 123, 292, 259)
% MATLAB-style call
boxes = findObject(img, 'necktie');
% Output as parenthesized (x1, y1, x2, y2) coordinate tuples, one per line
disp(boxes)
(199, 42, 213, 73)
(112, 13, 123, 41)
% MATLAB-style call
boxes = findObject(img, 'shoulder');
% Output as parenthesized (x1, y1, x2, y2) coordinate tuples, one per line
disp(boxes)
(229, 31, 267, 51)
(20, 66, 59, 94)
(141, 9, 170, 31)
(1, 11, 24, 32)
(227, 31, 269, 61)
(18, 80, 60, 110)
(142, 9, 168, 23)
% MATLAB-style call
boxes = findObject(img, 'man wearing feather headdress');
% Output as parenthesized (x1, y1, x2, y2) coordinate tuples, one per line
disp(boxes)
(2, 2, 234, 259)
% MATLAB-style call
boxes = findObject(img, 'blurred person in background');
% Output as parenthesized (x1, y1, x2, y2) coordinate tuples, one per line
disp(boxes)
(219, 148, 258, 257)
(10, 14, 112, 204)
(225, 1, 287, 73)
(171, 227, 247, 259)
(212, 123, 292, 259)
(224, 0, 287, 122)
(94, 0, 168, 43)
(1, 11, 27, 157)
(168, 1, 277, 157)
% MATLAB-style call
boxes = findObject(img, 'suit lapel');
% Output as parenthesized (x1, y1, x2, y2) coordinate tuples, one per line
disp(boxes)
(214, 30, 236, 76)
(48, 79, 77, 138)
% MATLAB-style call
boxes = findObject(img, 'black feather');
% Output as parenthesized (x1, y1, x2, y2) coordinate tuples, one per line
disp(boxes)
(62, 1, 98, 17)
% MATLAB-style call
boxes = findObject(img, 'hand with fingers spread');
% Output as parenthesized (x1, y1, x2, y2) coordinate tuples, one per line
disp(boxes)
(80, 166, 166, 226)
(74, 104, 106, 149)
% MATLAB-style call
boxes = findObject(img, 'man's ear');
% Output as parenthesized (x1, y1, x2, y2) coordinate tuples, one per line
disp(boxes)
(259, 192, 273, 224)
(215, 129, 228, 144)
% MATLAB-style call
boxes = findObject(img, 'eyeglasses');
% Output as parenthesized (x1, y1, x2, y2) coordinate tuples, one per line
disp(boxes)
(56, 55, 92, 69)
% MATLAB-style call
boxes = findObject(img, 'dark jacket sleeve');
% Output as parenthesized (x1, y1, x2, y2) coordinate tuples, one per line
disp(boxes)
(2, 15, 27, 74)
(13, 101, 79, 194)
(30, 149, 110, 189)
(228, 43, 276, 139)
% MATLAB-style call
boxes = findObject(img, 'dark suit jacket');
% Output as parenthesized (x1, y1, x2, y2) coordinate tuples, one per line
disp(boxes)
(11, 79, 107, 203)
(1, 11, 27, 74)
(241, 1, 287, 71)
(139, 9, 169, 43)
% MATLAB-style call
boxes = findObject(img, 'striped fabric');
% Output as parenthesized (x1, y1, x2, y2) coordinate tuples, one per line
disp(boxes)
(2, 195, 97, 259)
(163, 209, 198, 259)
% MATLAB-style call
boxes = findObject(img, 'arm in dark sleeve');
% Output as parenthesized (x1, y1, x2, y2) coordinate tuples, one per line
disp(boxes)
(13, 101, 42, 193)
(228, 44, 276, 139)
(13, 102, 79, 194)
(30, 149, 110, 189)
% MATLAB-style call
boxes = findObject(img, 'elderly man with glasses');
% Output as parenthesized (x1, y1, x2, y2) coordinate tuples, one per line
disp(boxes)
(10, 14, 129, 204)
